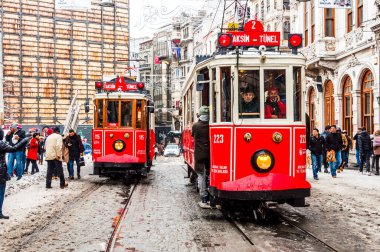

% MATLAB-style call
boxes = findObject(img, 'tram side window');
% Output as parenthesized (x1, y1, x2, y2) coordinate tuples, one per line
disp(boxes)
(107, 101, 119, 126)
(96, 99, 104, 128)
(135, 100, 143, 129)
(121, 101, 132, 127)
(238, 70, 260, 119)
(293, 67, 302, 121)
(221, 68, 231, 122)
(264, 70, 287, 119)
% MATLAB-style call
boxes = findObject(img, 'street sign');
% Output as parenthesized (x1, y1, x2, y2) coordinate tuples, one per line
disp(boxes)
(220, 20, 281, 47)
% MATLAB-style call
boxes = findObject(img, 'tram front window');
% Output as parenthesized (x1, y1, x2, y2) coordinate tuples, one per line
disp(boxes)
(96, 99, 104, 128)
(238, 70, 260, 118)
(121, 101, 132, 127)
(136, 100, 142, 129)
(107, 101, 119, 126)
(264, 70, 287, 119)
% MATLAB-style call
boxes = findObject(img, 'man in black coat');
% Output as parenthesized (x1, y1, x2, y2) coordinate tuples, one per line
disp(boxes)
(240, 85, 259, 118)
(308, 129, 325, 180)
(5, 123, 26, 180)
(0, 129, 29, 219)
(65, 129, 85, 179)
(325, 125, 343, 178)
(192, 106, 211, 208)
(353, 128, 362, 167)
(357, 127, 372, 175)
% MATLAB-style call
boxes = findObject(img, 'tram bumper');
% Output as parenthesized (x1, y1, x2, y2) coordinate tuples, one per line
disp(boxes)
(210, 173, 311, 207)
(93, 154, 146, 176)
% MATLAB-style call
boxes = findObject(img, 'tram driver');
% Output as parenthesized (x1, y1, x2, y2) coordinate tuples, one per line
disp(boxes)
(264, 87, 286, 119)
(239, 85, 259, 118)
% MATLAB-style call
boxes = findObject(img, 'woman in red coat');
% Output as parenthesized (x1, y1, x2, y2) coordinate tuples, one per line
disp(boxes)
(25, 133, 40, 174)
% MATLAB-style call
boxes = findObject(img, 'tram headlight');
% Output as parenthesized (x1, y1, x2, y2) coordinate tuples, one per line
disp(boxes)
(113, 140, 126, 152)
(251, 150, 275, 173)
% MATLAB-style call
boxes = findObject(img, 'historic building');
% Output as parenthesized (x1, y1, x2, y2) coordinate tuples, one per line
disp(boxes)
(292, 0, 378, 137)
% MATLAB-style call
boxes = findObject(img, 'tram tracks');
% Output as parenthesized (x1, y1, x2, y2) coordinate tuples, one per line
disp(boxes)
(222, 207, 340, 252)
(105, 178, 140, 252)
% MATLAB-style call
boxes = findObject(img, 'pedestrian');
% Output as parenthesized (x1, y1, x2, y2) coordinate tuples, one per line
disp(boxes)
(353, 128, 362, 167)
(338, 127, 347, 172)
(321, 125, 331, 173)
(342, 130, 352, 168)
(5, 123, 26, 180)
(373, 130, 380, 176)
(62, 134, 70, 175)
(358, 127, 372, 176)
(45, 127, 68, 189)
(24, 133, 40, 174)
(38, 136, 45, 165)
(308, 128, 325, 180)
(0, 128, 30, 219)
(154, 144, 158, 160)
(192, 106, 211, 208)
(65, 129, 84, 179)
(325, 125, 343, 178)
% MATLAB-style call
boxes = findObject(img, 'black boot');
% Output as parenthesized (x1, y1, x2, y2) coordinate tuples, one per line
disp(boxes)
(0, 214, 9, 219)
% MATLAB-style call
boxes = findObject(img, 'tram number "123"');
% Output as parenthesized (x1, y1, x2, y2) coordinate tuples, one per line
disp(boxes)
(213, 134, 224, 144)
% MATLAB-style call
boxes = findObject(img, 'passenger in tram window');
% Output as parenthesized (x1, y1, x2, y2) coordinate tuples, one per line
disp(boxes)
(121, 102, 132, 127)
(264, 87, 286, 119)
(239, 85, 259, 118)
(191, 106, 211, 209)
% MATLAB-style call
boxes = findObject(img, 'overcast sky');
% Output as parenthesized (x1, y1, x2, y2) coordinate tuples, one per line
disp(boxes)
(130, 0, 216, 38)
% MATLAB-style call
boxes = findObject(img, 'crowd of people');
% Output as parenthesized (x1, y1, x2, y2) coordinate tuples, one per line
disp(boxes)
(308, 125, 380, 180)
(0, 124, 85, 220)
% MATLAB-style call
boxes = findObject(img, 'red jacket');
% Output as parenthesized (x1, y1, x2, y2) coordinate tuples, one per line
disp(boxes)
(27, 138, 39, 160)
(264, 100, 286, 119)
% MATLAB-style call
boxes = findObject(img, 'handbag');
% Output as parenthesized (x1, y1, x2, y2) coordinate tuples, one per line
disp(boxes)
(79, 156, 85, 167)
(326, 150, 336, 162)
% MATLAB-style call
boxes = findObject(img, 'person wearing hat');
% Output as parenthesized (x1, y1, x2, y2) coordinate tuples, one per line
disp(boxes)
(192, 106, 212, 208)
(5, 123, 26, 180)
(264, 87, 286, 119)
(240, 85, 259, 118)
(0, 128, 30, 219)
(44, 127, 68, 189)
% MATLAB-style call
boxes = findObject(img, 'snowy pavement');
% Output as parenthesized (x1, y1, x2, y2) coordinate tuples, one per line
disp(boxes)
(0, 155, 379, 251)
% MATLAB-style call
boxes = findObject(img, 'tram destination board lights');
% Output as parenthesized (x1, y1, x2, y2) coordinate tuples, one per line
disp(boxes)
(218, 33, 233, 48)
(288, 34, 303, 55)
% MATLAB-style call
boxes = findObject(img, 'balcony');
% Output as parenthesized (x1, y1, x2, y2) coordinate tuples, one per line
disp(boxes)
(139, 64, 152, 71)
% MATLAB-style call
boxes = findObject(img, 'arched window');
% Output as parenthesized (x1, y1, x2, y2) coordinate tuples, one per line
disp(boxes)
(361, 70, 374, 134)
(308, 88, 316, 133)
(324, 80, 335, 126)
(342, 76, 353, 137)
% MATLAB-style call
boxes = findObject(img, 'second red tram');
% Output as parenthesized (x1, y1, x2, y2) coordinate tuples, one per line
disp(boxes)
(92, 77, 155, 177)
(182, 50, 311, 211)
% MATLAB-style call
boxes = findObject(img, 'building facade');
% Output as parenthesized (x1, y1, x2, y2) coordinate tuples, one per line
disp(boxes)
(293, 0, 378, 137)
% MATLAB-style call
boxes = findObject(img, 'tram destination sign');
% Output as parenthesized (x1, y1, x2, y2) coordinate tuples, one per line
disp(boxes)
(224, 20, 281, 47)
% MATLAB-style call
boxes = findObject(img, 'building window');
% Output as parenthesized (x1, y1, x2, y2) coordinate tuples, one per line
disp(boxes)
(324, 80, 335, 126)
(308, 88, 316, 133)
(255, 4, 259, 19)
(324, 8, 335, 37)
(347, 8, 353, 32)
(304, 2, 309, 46)
(357, 0, 363, 27)
(267, 24, 271, 31)
(361, 70, 374, 134)
(274, 0, 277, 10)
(267, 0, 270, 12)
(183, 27, 189, 39)
(247, 7, 251, 19)
(260, 0, 264, 20)
(311, 0, 315, 43)
(283, 21, 290, 40)
(342, 76, 353, 137)
(283, 0, 290, 10)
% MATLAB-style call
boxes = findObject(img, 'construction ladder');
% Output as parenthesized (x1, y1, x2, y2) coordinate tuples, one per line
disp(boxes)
(63, 90, 81, 135)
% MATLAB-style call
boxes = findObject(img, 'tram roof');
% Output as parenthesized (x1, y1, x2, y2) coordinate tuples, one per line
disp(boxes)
(93, 92, 152, 101)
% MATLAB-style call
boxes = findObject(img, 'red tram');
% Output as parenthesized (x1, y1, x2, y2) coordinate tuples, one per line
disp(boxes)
(92, 76, 155, 177)
(182, 22, 310, 214)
